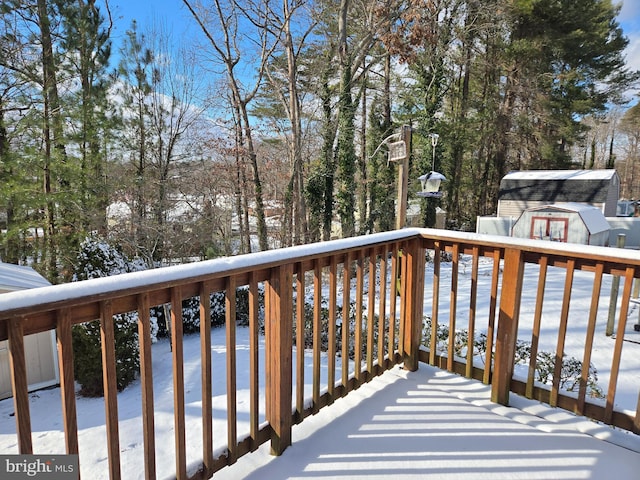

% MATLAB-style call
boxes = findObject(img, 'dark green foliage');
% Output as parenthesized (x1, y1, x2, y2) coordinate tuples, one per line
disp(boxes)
(156, 286, 263, 337)
(72, 315, 139, 397)
(71, 236, 147, 397)
(286, 297, 391, 363)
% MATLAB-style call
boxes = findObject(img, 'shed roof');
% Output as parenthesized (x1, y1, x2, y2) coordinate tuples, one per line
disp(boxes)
(522, 203, 611, 234)
(499, 169, 618, 203)
(0, 263, 51, 292)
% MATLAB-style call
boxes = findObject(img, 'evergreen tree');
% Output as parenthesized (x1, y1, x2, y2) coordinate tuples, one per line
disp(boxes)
(58, 0, 113, 236)
(71, 235, 151, 397)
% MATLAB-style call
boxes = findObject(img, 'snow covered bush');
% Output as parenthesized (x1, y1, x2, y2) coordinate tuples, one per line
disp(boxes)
(288, 297, 387, 362)
(72, 235, 152, 397)
(155, 286, 262, 337)
(421, 318, 604, 399)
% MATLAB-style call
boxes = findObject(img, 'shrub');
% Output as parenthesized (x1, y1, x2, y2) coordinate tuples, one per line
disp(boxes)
(155, 286, 262, 337)
(71, 235, 150, 397)
(421, 317, 604, 399)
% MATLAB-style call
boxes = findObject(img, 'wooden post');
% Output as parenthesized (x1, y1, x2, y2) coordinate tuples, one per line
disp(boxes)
(491, 248, 525, 405)
(265, 265, 293, 455)
(8, 318, 32, 453)
(403, 238, 426, 372)
(396, 125, 412, 230)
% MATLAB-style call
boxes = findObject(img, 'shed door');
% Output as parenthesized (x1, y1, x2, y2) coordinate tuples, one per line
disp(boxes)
(530, 216, 568, 242)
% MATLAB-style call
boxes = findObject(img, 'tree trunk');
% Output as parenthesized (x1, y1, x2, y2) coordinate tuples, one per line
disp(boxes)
(37, 0, 66, 281)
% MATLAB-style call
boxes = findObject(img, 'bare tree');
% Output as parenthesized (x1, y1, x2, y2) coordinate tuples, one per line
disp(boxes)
(183, 0, 280, 251)
(261, 0, 316, 246)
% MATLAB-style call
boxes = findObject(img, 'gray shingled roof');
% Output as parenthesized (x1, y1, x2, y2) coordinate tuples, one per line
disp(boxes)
(498, 170, 616, 203)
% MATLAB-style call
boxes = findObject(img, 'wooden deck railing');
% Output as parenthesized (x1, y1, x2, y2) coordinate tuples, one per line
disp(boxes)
(1, 228, 639, 479)
(417, 230, 640, 434)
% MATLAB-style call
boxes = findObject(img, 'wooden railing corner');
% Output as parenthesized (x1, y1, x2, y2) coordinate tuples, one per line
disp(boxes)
(403, 237, 426, 372)
(491, 247, 525, 405)
(265, 264, 294, 456)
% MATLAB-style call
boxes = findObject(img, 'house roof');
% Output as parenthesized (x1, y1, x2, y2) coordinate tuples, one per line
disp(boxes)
(498, 169, 618, 203)
(521, 203, 611, 234)
(0, 263, 51, 292)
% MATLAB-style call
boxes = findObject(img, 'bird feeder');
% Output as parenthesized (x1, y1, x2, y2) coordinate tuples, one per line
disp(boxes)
(417, 171, 447, 198)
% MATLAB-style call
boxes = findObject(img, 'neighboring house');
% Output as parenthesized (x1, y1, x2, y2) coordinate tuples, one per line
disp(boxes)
(497, 169, 620, 218)
(0, 263, 59, 400)
(511, 203, 611, 246)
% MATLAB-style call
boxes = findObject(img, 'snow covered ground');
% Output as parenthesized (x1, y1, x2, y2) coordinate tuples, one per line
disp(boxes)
(1, 252, 639, 479)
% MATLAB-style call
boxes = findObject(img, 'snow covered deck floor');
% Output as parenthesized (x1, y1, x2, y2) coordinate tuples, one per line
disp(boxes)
(215, 365, 640, 480)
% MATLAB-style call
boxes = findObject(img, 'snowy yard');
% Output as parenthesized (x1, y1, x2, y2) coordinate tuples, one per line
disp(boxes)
(1, 252, 640, 479)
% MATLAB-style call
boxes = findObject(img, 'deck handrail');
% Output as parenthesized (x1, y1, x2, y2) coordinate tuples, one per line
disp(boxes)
(1, 228, 639, 480)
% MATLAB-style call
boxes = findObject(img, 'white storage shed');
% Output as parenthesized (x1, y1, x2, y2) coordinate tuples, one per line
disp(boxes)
(0, 263, 59, 399)
(511, 203, 611, 246)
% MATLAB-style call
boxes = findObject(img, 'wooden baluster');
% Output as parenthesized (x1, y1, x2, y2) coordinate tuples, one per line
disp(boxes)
(429, 242, 441, 366)
(605, 267, 634, 424)
(483, 248, 502, 385)
(170, 287, 186, 479)
(295, 263, 305, 418)
(448, 243, 459, 372)
(378, 248, 387, 369)
(550, 259, 575, 407)
(354, 250, 364, 382)
(466, 247, 479, 379)
(225, 277, 237, 463)
(388, 244, 399, 362)
(248, 273, 260, 451)
(138, 293, 157, 480)
(342, 253, 352, 391)
(577, 263, 603, 415)
(328, 256, 337, 400)
(367, 249, 376, 376)
(56, 309, 78, 455)
(526, 255, 548, 399)
(100, 300, 121, 480)
(312, 260, 321, 411)
(197, 283, 213, 473)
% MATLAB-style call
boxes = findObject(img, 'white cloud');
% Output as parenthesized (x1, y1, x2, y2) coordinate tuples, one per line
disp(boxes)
(616, 2, 640, 100)
(618, 0, 640, 27)
(625, 34, 640, 72)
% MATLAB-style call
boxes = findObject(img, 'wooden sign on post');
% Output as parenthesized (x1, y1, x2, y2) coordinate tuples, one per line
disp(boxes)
(388, 141, 406, 163)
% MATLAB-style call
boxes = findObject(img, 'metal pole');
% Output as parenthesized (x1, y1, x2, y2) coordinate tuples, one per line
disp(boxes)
(395, 125, 411, 230)
(606, 233, 626, 336)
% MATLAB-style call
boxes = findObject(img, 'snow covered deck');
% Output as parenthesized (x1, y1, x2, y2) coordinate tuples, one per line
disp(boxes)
(216, 365, 640, 480)
(2, 228, 640, 479)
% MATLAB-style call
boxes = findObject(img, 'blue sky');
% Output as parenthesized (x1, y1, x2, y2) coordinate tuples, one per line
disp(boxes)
(618, 1, 640, 73)
(108, 0, 640, 100)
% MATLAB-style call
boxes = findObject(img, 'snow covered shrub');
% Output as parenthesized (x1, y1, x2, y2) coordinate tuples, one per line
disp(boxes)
(181, 297, 202, 334)
(288, 297, 386, 362)
(422, 320, 604, 399)
(71, 235, 151, 397)
(203, 286, 258, 327)
(533, 351, 603, 398)
(156, 286, 263, 338)
(422, 316, 452, 354)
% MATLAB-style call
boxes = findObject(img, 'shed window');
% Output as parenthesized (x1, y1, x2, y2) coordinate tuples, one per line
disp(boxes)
(530, 216, 568, 242)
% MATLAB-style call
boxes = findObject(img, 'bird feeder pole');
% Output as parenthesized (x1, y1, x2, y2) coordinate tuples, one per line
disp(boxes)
(396, 125, 412, 230)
